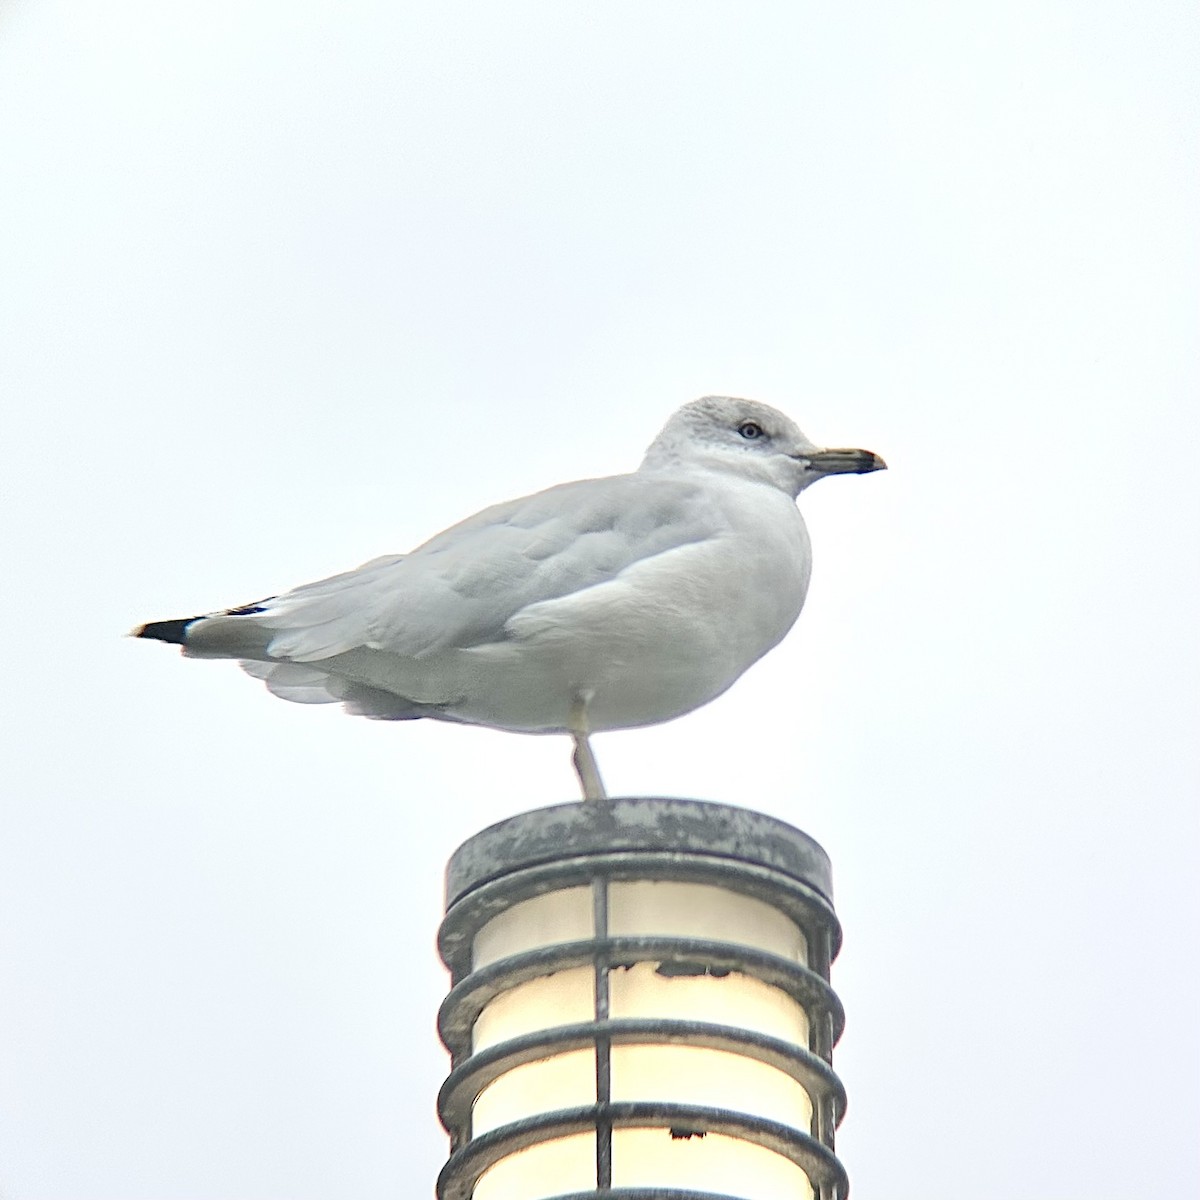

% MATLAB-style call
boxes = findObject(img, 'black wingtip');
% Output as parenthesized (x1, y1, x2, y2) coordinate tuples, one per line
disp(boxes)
(132, 617, 197, 645)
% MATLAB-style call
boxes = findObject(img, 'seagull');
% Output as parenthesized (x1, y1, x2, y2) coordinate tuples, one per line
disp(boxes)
(133, 396, 885, 799)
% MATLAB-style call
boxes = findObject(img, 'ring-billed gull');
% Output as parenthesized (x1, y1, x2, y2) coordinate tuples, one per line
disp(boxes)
(133, 396, 885, 799)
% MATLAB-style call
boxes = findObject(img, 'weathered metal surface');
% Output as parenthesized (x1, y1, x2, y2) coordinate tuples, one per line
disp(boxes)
(446, 797, 835, 909)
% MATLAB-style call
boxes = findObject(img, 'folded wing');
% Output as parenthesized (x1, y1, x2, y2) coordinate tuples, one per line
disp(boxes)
(182, 475, 718, 677)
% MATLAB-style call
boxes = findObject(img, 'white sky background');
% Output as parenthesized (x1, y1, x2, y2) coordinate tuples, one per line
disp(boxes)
(1, 1, 1197, 1196)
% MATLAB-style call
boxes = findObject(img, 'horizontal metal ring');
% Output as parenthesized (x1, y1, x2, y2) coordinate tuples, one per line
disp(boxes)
(512, 1191, 764, 1200)
(438, 1016, 848, 1137)
(436, 1101, 849, 1200)
(438, 935, 844, 1061)
(439, 850, 842, 977)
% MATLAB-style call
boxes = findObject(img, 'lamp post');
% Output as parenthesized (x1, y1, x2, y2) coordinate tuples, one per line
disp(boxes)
(436, 797, 848, 1200)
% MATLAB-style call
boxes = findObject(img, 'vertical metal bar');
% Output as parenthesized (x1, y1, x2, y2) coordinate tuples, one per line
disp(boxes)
(591, 873, 612, 1190)
(813, 926, 835, 1064)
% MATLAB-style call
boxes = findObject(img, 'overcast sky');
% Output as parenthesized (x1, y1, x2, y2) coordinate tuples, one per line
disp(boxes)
(1, 2, 1197, 1197)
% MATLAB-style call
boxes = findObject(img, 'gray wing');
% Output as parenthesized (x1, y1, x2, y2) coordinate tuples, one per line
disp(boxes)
(184, 473, 717, 665)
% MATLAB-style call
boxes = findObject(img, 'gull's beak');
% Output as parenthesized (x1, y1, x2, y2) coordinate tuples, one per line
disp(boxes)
(798, 447, 888, 475)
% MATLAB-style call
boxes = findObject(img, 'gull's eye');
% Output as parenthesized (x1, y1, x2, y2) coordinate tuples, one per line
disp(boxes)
(737, 421, 764, 440)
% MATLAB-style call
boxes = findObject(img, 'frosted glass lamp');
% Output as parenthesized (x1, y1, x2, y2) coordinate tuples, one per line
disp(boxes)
(437, 798, 848, 1200)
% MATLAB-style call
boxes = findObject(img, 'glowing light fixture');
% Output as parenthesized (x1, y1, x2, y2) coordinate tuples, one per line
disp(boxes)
(437, 798, 848, 1200)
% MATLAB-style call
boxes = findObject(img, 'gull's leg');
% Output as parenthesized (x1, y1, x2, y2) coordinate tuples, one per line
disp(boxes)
(568, 693, 607, 801)
(572, 736, 606, 801)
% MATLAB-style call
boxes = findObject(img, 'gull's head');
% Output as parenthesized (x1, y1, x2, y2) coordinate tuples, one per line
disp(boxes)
(641, 396, 887, 498)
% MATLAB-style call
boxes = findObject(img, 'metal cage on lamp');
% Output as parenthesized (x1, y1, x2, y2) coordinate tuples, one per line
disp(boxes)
(437, 797, 848, 1200)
